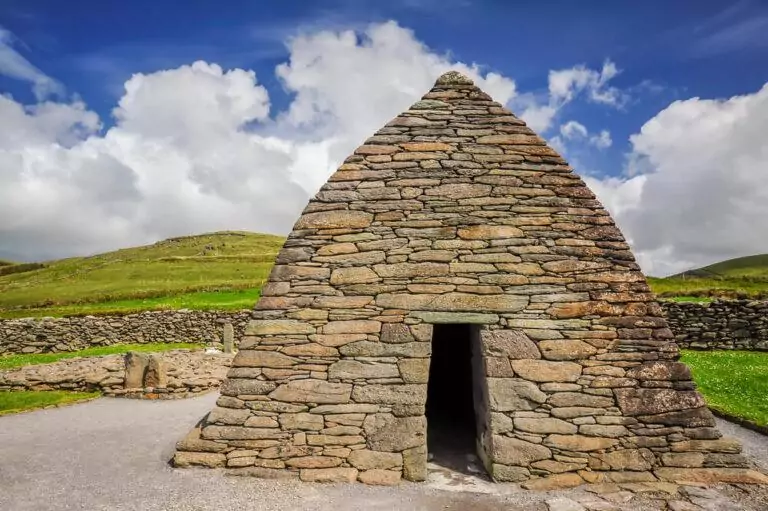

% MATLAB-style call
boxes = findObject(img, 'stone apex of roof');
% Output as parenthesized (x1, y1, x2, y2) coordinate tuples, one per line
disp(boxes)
(435, 70, 474, 86)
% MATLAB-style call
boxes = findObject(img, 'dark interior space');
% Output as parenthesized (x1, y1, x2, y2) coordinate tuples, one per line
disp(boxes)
(425, 323, 483, 475)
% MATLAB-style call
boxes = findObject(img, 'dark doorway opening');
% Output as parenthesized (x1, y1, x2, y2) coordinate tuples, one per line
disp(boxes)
(426, 323, 485, 476)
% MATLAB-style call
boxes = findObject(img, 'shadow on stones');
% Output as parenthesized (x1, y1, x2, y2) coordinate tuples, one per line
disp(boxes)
(426, 324, 488, 479)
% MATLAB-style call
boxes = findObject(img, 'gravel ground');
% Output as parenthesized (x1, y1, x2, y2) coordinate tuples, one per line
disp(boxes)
(0, 394, 766, 511)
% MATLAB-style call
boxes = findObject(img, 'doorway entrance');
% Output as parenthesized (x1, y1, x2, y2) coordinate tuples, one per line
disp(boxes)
(425, 323, 486, 475)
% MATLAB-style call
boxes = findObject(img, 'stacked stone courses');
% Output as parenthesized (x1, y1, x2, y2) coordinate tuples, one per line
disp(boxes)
(174, 71, 751, 486)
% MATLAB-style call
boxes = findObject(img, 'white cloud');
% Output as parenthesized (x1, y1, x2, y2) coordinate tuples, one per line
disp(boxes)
(560, 120, 588, 139)
(552, 120, 612, 155)
(589, 129, 612, 149)
(517, 60, 626, 132)
(0, 28, 63, 99)
(589, 84, 768, 276)
(0, 21, 521, 261)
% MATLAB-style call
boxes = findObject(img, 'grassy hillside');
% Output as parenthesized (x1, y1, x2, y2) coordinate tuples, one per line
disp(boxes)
(649, 253, 768, 301)
(2, 232, 767, 318)
(0, 232, 285, 318)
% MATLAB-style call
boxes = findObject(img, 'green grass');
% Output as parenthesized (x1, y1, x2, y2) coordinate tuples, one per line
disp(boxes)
(0, 342, 203, 370)
(0, 288, 262, 319)
(0, 231, 283, 318)
(682, 350, 768, 427)
(648, 276, 768, 300)
(0, 390, 100, 415)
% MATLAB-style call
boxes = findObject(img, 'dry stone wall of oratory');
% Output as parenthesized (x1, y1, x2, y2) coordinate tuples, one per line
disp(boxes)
(174, 72, 754, 486)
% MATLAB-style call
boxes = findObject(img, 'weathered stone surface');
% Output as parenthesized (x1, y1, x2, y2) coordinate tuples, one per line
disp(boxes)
(295, 210, 373, 229)
(482, 330, 541, 359)
(232, 351, 298, 368)
(299, 467, 358, 483)
(358, 469, 402, 485)
(510, 360, 582, 382)
(614, 389, 705, 416)
(397, 359, 430, 383)
(246, 320, 315, 335)
(348, 450, 403, 470)
(515, 418, 577, 435)
(539, 340, 597, 361)
(328, 360, 399, 380)
(654, 468, 768, 485)
(457, 225, 524, 239)
(278, 413, 324, 431)
(524, 474, 586, 492)
(402, 445, 427, 481)
(543, 435, 619, 452)
(487, 378, 547, 411)
(330, 267, 381, 285)
(173, 452, 226, 468)
(492, 436, 551, 465)
(322, 321, 381, 334)
(353, 385, 426, 406)
(269, 380, 352, 404)
(221, 379, 277, 397)
(589, 449, 654, 471)
(364, 414, 426, 452)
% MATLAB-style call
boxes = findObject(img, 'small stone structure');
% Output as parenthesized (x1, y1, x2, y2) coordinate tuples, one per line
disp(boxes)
(0, 350, 233, 398)
(173, 71, 757, 486)
(0, 310, 252, 355)
(665, 300, 768, 351)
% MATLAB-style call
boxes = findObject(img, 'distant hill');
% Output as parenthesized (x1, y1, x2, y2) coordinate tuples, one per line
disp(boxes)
(672, 254, 768, 279)
(2, 232, 766, 317)
(650, 254, 768, 301)
(0, 231, 285, 318)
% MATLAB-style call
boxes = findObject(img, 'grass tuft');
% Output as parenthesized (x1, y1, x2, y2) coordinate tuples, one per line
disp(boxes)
(682, 350, 768, 427)
(0, 390, 100, 415)
(0, 342, 203, 370)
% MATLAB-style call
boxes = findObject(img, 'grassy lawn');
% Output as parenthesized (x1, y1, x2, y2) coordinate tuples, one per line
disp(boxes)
(682, 350, 768, 427)
(0, 231, 282, 318)
(0, 342, 203, 371)
(0, 390, 100, 416)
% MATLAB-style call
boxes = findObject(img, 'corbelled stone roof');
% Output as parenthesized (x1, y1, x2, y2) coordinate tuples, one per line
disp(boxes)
(173, 71, 754, 487)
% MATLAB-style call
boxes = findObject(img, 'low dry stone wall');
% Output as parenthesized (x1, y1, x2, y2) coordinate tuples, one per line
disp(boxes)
(663, 300, 768, 351)
(2, 300, 767, 356)
(0, 310, 253, 355)
(0, 349, 234, 398)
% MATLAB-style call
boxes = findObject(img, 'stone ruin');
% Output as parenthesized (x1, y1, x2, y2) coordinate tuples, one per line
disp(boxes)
(174, 71, 761, 487)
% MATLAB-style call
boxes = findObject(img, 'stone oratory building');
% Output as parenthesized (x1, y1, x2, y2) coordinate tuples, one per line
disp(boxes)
(175, 71, 757, 486)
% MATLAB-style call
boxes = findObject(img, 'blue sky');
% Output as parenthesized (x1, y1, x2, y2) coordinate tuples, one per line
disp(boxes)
(1, 0, 768, 274)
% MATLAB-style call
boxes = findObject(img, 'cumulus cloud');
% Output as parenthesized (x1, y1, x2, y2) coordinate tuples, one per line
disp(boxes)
(517, 60, 625, 132)
(550, 120, 612, 156)
(589, 84, 768, 276)
(0, 21, 521, 261)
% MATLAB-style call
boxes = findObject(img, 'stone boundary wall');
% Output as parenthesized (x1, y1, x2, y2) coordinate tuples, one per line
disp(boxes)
(663, 300, 768, 351)
(2, 300, 767, 355)
(0, 310, 254, 355)
(0, 349, 234, 398)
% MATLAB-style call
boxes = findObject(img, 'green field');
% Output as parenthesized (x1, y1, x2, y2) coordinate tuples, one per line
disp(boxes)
(0, 342, 203, 370)
(0, 391, 100, 415)
(2, 231, 768, 317)
(0, 231, 283, 318)
(682, 350, 768, 427)
(650, 253, 768, 301)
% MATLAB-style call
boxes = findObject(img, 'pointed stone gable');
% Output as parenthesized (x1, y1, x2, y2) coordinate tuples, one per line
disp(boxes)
(174, 71, 758, 486)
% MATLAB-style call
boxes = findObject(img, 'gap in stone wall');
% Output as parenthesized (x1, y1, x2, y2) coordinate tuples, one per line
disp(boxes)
(425, 323, 486, 477)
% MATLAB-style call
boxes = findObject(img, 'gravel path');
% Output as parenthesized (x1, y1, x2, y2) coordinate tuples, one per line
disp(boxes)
(1, 395, 766, 511)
